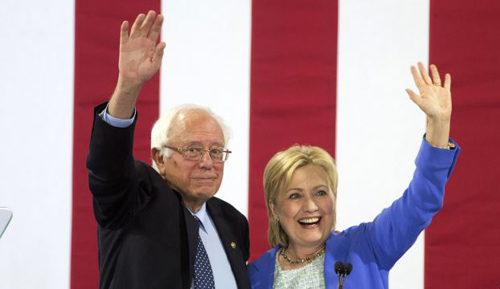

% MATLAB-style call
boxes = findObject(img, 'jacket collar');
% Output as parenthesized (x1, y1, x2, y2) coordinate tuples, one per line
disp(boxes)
(248, 246, 279, 289)
(248, 232, 350, 289)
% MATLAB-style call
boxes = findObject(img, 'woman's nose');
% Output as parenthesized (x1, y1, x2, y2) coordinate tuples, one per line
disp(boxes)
(303, 196, 318, 212)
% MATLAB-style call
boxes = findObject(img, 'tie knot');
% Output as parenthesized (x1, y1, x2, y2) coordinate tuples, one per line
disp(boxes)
(193, 215, 205, 231)
(193, 215, 202, 225)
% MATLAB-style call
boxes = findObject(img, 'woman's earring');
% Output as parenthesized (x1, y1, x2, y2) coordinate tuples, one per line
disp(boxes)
(275, 217, 280, 223)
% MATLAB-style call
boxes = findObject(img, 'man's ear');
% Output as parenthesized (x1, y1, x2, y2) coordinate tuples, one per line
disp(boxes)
(151, 148, 165, 169)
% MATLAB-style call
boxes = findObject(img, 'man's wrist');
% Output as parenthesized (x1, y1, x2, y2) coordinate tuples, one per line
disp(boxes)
(100, 105, 136, 128)
(115, 75, 143, 96)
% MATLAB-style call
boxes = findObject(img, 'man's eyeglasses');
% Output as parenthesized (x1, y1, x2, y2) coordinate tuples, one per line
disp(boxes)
(164, 145, 232, 163)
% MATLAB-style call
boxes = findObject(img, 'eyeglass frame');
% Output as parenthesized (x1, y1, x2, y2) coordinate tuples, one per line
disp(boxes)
(163, 145, 232, 163)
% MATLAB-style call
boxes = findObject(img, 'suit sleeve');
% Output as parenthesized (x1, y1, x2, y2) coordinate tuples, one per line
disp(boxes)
(242, 213, 250, 262)
(87, 102, 153, 229)
(366, 137, 460, 270)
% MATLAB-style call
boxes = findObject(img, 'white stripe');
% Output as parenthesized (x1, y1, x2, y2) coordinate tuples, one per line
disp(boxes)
(0, 0, 74, 288)
(160, 0, 251, 216)
(336, 0, 429, 287)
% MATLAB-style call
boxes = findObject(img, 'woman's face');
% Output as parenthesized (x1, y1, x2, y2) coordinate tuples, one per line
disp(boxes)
(271, 164, 335, 250)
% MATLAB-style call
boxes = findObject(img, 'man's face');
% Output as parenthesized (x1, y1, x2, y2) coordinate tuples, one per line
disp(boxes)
(161, 111, 225, 211)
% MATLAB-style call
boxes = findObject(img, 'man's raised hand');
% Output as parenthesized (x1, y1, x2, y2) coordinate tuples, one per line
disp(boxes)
(109, 11, 165, 119)
(119, 11, 165, 87)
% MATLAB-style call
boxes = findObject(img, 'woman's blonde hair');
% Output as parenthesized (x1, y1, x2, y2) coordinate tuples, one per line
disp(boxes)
(264, 145, 338, 247)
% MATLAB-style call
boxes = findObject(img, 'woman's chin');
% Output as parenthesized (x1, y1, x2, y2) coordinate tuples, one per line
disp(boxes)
(290, 231, 329, 249)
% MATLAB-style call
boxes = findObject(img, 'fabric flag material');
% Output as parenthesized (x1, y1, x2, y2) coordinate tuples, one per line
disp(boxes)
(425, 0, 500, 287)
(0, 0, 499, 288)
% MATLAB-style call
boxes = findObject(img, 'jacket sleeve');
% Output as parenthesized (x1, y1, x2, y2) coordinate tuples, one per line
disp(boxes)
(86, 102, 153, 229)
(366, 137, 460, 270)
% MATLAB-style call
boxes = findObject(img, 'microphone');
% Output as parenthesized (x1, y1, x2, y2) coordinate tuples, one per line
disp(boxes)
(344, 263, 353, 276)
(334, 261, 344, 275)
(335, 261, 353, 289)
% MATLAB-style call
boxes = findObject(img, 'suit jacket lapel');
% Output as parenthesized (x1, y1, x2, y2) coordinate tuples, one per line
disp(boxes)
(248, 247, 278, 289)
(182, 205, 199, 286)
(207, 201, 249, 289)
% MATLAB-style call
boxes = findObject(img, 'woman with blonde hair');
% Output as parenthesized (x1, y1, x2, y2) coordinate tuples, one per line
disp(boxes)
(247, 63, 460, 288)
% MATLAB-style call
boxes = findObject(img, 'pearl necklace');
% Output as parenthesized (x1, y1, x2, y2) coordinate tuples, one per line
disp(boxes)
(279, 246, 325, 264)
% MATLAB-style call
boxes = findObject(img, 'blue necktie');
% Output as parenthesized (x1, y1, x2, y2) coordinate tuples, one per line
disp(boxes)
(193, 216, 215, 289)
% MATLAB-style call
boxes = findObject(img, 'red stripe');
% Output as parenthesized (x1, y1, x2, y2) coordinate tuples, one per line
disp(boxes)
(248, 0, 338, 261)
(72, 3, 160, 288)
(426, 1, 500, 287)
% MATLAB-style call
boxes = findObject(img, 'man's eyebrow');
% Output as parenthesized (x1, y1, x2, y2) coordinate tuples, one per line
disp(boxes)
(182, 141, 225, 147)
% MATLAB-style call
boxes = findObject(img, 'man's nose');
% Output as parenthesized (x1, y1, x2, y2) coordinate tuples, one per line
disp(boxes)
(198, 150, 214, 169)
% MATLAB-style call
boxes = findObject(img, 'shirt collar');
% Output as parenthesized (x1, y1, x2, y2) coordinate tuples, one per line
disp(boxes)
(189, 203, 208, 233)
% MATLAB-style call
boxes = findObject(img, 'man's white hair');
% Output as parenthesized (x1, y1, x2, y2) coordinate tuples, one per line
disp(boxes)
(150, 104, 231, 171)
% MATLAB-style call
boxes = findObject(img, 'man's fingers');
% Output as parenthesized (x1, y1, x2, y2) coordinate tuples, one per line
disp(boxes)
(148, 14, 164, 42)
(120, 21, 129, 44)
(140, 11, 157, 37)
(411, 65, 425, 89)
(418, 62, 433, 85)
(430, 64, 442, 86)
(152, 42, 166, 66)
(444, 73, 451, 92)
(130, 13, 146, 38)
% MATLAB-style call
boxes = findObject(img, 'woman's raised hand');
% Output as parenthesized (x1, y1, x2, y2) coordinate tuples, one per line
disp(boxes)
(406, 62, 451, 122)
(406, 62, 452, 148)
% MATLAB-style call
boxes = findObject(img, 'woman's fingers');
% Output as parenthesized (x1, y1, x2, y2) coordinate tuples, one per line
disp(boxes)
(418, 62, 433, 85)
(405, 88, 420, 105)
(411, 65, 425, 89)
(444, 73, 451, 92)
(430, 64, 442, 86)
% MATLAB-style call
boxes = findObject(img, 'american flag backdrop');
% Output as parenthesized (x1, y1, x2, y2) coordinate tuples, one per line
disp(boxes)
(0, 0, 499, 288)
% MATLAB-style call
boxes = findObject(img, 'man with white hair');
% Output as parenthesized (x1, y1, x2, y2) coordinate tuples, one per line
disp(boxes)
(87, 11, 250, 289)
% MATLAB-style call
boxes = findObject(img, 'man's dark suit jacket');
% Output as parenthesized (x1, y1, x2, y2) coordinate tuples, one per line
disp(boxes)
(87, 103, 250, 289)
